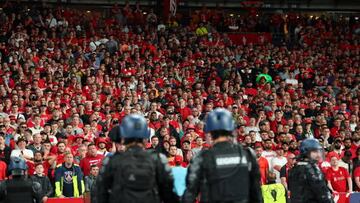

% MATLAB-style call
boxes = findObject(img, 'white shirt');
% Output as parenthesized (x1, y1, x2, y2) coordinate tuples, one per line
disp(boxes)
(350, 123, 357, 132)
(89, 41, 101, 52)
(262, 150, 276, 169)
(29, 126, 44, 135)
(97, 151, 110, 157)
(99, 38, 109, 44)
(271, 156, 287, 183)
(244, 126, 261, 141)
(47, 17, 58, 28)
(11, 149, 34, 159)
(149, 128, 156, 139)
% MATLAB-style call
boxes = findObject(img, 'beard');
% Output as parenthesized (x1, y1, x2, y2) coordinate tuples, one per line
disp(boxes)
(334, 145, 341, 150)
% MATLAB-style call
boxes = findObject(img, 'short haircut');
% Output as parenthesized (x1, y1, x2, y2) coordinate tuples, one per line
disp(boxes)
(64, 152, 73, 157)
(90, 164, 99, 169)
(57, 141, 66, 147)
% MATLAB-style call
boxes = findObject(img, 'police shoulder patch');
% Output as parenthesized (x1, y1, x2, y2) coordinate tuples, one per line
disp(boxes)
(215, 154, 241, 168)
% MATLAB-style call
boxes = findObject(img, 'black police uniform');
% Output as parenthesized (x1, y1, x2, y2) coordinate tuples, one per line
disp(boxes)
(288, 159, 334, 203)
(96, 145, 179, 203)
(182, 141, 263, 203)
(0, 176, 41, 203)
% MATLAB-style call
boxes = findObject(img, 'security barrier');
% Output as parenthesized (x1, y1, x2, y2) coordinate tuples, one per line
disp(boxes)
(45, 192, 359, 203)
(47, 198, 84, 203)
(47, 193, 90, 203)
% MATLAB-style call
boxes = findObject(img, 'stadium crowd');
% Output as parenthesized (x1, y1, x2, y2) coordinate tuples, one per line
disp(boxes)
(0, 0, 359, 201)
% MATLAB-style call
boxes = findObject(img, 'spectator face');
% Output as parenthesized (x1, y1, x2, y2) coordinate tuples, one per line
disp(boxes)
(334, 119, 341, 127)
(124, 106, 131, 115)
(322, 128, 330, 136)
(353, 133, 360, 142)
(275, 111, 283, 120)
(330, 157, 339, 167)
(287, 154, 296, 166)
(34, 152, 43, 162)
(295, 125, 303, 134)
(260, 132, 269, 140)
(255, 147, 263, 158)
(151, 137, 159, 147)
(17, 140, 27, 149)
(35, 164, 44, 175)
(64, 153, 74, 165)
(66, 125, 73, 134)
(4, 118, 10, 127)
(344, 139, 352, 149)
(334, 140, 342, 150)
(43, 142, 51, 151)
(276, 148, 284, 156)
(150, 113, 157, 121)
(169, 138, 176, 146)
(90, 166, 99, 177)
(195, 137, 203, 146)
(34, 116, 41, 125)
(244, 136, 252, 145)
(160, 128, 168, 137)
(182, 142, 191, 150)
(0, 136, 4, 145)
(98, 142, 106, 149)
(84, 124, 91, 133)
(264, 141, 272, 150)
(33, 133, 42, 144)
(78, 145, 87, 157)
(88, 145, 97, 157)
(169, 146, 177, 156)
(20, 123, 27, 131)
(57, 143, 66, 153)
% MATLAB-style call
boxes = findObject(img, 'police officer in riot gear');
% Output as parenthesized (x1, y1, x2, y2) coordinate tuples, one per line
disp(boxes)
(183, 108, 263, 203)
(0, 157, 41, 203)
(288, 138, 334, 203)
(96, 114, 179, 203)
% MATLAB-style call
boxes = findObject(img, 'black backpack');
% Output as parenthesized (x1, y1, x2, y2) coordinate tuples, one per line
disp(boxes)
(115, 150, 159, 203)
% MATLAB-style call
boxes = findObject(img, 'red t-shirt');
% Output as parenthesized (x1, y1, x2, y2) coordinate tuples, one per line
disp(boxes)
(0, 161, 6, 180)
(79, 154, 104, 176)
(258, 156, 269, 185)
(326, 167, 349, 192)
(353, 167, 360, 191)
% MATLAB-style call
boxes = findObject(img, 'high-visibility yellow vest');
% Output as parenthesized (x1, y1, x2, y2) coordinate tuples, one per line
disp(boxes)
(261, 183, 286, 203)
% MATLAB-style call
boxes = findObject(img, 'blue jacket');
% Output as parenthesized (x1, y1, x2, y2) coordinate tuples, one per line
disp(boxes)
(171, 166, 187, 197)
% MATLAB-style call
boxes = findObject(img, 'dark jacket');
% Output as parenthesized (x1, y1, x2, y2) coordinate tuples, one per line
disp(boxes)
(84, 175, 97, 192)
(155, 125, 181, 148)
(0, 146, 11, 165)
(182, 141, 263, 203)
(0, 176, 41, 203)
(96, 145, 179, 203)
(30, 174, 53, 199)
(288, 159, 334, 203)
